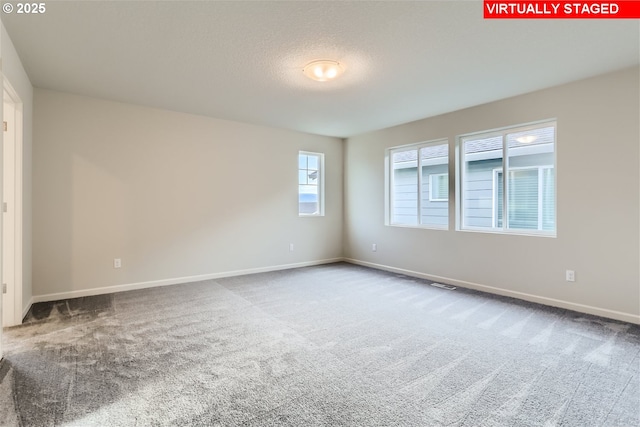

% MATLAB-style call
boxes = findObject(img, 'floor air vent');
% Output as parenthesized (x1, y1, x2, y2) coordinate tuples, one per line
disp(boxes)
(430, 282, 456, 290)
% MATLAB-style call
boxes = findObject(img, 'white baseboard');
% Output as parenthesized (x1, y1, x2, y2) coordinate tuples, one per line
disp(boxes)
(21, 297, 34, 321)
(31, 258, 344, 305)
(344, 258, 640, 325)
(27, 257, 640, 325)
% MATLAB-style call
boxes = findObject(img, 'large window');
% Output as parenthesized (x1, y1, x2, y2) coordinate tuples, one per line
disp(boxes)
(298, 151, 324, 216)
(459, 121, 556, 235)
(388, 139, 449, 228)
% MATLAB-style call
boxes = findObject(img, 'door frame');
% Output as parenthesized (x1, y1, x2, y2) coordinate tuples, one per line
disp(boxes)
(3, 79, 23, 327)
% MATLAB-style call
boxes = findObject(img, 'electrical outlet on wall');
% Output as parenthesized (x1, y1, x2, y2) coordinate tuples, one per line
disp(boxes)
(114, 258, 122, 268)
(372, 243, 377, 252)
(289, 243, 294, 252)
(566, 270, 575, 282)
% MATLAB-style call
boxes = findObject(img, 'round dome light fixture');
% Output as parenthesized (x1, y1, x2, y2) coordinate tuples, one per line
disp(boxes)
(515, 135, 538, 144)
(303, 60, 345, 82)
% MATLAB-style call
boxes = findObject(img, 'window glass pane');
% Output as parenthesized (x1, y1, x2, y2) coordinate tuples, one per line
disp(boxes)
(438, 175, 447, 198)
(298, 170, 308, 185)
(429, 174, 448, 200)
(420, 144, 448, 163)
(507, 126, 555, 150)
(392, 149, 418, 225)
(307, 155, 319, 171)
(508, 169, 539, 229)
(506, 125, 555, 231)
(420, 143, 448, 227)
(462, 122, 555, 235)
(299, 186, 318, 215)
(388, 142, 449, 228)
(298, 152, 323, 216)
(542, 168, 555, 231)
(298, 155, 307, 169)
(463, 135, 503, 229)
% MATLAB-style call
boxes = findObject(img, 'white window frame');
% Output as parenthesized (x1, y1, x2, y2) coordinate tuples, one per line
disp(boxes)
(429, 173, 449, 202)
(457, 120, 556, 237)
(386, 138, 449, 230)
(492, 168, 502, 229)
(298, 151, 325, 217)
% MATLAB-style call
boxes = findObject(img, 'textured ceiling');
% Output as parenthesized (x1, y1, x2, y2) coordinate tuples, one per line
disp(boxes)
(2, 1, 639, 137)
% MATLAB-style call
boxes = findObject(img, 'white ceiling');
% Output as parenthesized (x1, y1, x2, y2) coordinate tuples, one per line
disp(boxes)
(2, 1, 638, 138)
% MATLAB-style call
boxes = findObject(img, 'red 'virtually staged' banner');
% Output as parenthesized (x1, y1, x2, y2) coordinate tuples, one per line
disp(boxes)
(484, 1, 640, 18)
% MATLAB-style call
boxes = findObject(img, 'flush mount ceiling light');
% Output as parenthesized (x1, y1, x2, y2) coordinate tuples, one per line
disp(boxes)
(303, 60, 345, 82)
(515, 135, 538, 143)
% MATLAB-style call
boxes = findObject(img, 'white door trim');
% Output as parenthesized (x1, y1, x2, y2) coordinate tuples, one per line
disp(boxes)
(3, 79, 22, 326)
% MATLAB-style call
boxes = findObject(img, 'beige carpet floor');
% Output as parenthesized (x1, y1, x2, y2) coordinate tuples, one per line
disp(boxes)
(1, 263, 638, 426)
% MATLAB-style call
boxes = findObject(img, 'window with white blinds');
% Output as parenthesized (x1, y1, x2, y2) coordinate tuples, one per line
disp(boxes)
(460, 121, 556, 236)
(389, 140, 449, 229)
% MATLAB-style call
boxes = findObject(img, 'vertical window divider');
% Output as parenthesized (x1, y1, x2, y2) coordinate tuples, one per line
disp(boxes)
(417, 148, 423, 225)
(457, 141, 465, 230)
(538, 166, 544, 230)
(387, 151, 392, 222)
(502, 134, 509, 231)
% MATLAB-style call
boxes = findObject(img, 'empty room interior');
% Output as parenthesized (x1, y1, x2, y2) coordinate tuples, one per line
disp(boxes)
(0, 1, 639, 426)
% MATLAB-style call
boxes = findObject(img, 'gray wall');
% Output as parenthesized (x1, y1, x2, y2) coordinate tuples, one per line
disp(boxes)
(344, 67, 640, 322)
(33, 89, 343, 296)
(28, 66, 640, 323)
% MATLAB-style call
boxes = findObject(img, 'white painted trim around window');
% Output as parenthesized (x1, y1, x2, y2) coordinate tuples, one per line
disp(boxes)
(457, 119, 557, 238)
(298, 151, 325, 217)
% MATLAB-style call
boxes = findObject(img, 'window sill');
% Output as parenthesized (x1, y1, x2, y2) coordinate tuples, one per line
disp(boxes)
(458, 227, 556, 238)
(387, 223, 449, 231)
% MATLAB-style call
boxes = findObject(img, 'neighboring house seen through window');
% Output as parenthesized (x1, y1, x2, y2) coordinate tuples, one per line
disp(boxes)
(429, 174, 448, 202)
(460, 121, 556, 235)
(389, 140, 449, 228)
(493, 167, 554, 230)
(298, 151, 324, 216)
